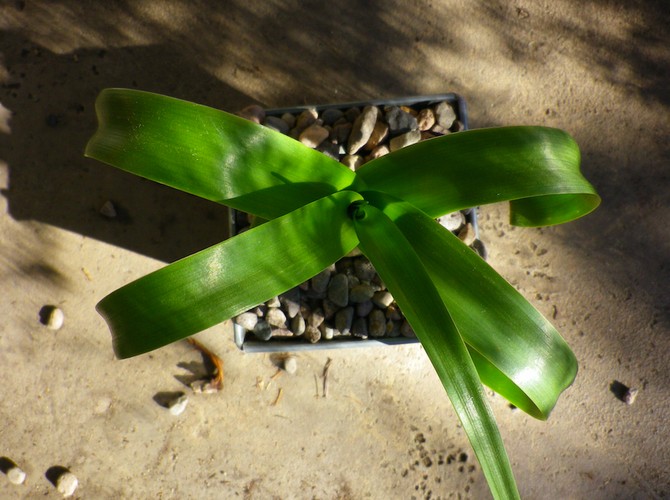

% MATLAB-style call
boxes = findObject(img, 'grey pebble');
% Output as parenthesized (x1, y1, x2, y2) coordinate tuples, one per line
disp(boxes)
(237, 104, 265, 124)
(352, 317, 369, 338)
(434, 101, 457, 129)
(266, 296, 281, 308)
(264, 115, 290, 134)
(400, 320, 416, 338)
(295, 108, 318, 131)
(281, 112, 296, 128)
(354, 258, 376, 281)
(99, 200, 117, 218)
(291, 314, 306, 336)
(6, 466, 26, 485)
(369, 309, 386, 337)
(308, 308, 325, 328)
(321, 108, 344, 125)
(254, 320, 273, 341)
(349, 283, 375, 303)
(40, 305, 64, 330)
(356, 300, 374, 317)
(283, 355, 298, 374)
(417, 108, 436, 131)
(341, 154, 364, 171)
(385, 106, 418, 135)
(328, 273, 349, 307)
(344, 107, 361, 122)
(311, 269, 332, 294)
(279, 288, 301, 318)
(335, 306, 355, 335)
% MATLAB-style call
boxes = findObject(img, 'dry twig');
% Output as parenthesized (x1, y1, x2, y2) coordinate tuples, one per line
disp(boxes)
(186, 337, 224, 391)
(322, 358, 332, 398)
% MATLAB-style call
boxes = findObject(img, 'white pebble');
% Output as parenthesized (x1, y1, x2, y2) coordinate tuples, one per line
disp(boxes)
(42, 306, 64, 330)
(7, 466, 26, 485)
(56, 471, 78, 497)
(168, 394, 189, 416)
(283, 356, 298, 375)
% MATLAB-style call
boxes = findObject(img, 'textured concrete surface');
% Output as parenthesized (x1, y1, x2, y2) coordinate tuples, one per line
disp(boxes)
(1, 1, 668, 498)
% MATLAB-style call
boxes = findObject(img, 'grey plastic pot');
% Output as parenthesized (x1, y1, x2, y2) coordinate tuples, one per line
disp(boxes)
(231, 93, 484, 353)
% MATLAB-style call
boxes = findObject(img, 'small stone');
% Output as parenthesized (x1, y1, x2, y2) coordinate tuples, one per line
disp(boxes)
(56, 471, 78, 497)
(291, 314, 306, 336)
(384, 106, 418, 135)
(434, 101, 457, 129)
(311, 269, 332, 294)
(364, 120, 389, 150)
(235, 312, 258, 331)
(349, 283, 375, 303)
(317, 141, 340, 160)
(321, 108, 344, 125)
(341, 154, 364, 171)
(254, 320, 272, 341)
(400, 320, 416, 338)
(168, 394, 188, 416)
(430, 123, 451, 135)
(352, 317, 368, 338)
(299, 124, 330, 148)
(439, 211, 466, 232)
(266, 308, 287, 328)
(319, 324, 336, 340)
(347, 105, 379, 154)
(281, 112, 296, 129)
(417, 108, 436, 131)
(347, 275, 360, 289)
(271, 328, 293, 337)
(40, 305, 64, 330)
(369, 309, 386, 337)
(458, 223, 476, 247)
(304, 325, 321, 343)
(372, 290, 394, 309)
(266, 296, 281, 308)
(99, 200, 117, 218)
(451, 120, 465, 132)
(356, 300, 374, 317)
(322, 299, 339, 320)
(367, 144, 389, 160)
(237, 104, 265, 124)
(386, 320, 401, 337)
(328, 273, 349, 307)
(283, 355, 298, 375)
(623, 387, 639, 405)
(7, 466, 26, 485)
(353, 258, 376, 281)
(385, 304, 402, 321)
(279, 288, 301, 318)
(389, 130, 421, 152)
(308, 308, 325, 328)
(335, 307, 355, 335)
(331, 122, 352, 144)
(295, 108, 318, 131)
(420, 131, 437, 141)
(264, 115, 290, 134)
(344, 107, 361, 122)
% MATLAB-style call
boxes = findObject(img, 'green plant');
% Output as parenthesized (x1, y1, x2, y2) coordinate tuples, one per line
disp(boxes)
(86, 89, 600, 499)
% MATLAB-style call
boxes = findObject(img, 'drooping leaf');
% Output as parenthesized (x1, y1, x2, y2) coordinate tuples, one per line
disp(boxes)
(98, 191, 362, 358)
(355, 126, 600, 226)
(364, 191, 577, 419)
(352, 201, 519, 500)
(85, 88, 356, 219)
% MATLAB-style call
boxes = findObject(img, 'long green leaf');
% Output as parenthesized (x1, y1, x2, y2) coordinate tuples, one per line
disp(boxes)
(85, 88, 356, 219)
(365, 191, 577, 419)
(98, 191, 362, 358)
(355, 126, 600, 226)
(352, 202, 519, 500)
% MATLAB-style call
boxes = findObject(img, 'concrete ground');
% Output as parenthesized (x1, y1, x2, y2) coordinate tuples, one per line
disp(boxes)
(1, 1, 668, 498)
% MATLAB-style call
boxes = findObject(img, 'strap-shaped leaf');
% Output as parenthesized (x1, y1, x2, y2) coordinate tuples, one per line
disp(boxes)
(98, 191, 362, 358)
(356, 126, 600, 226)
(352, 202, 519, 500)
(85, 88, 356, 219)
(364, 191, 577, 419)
